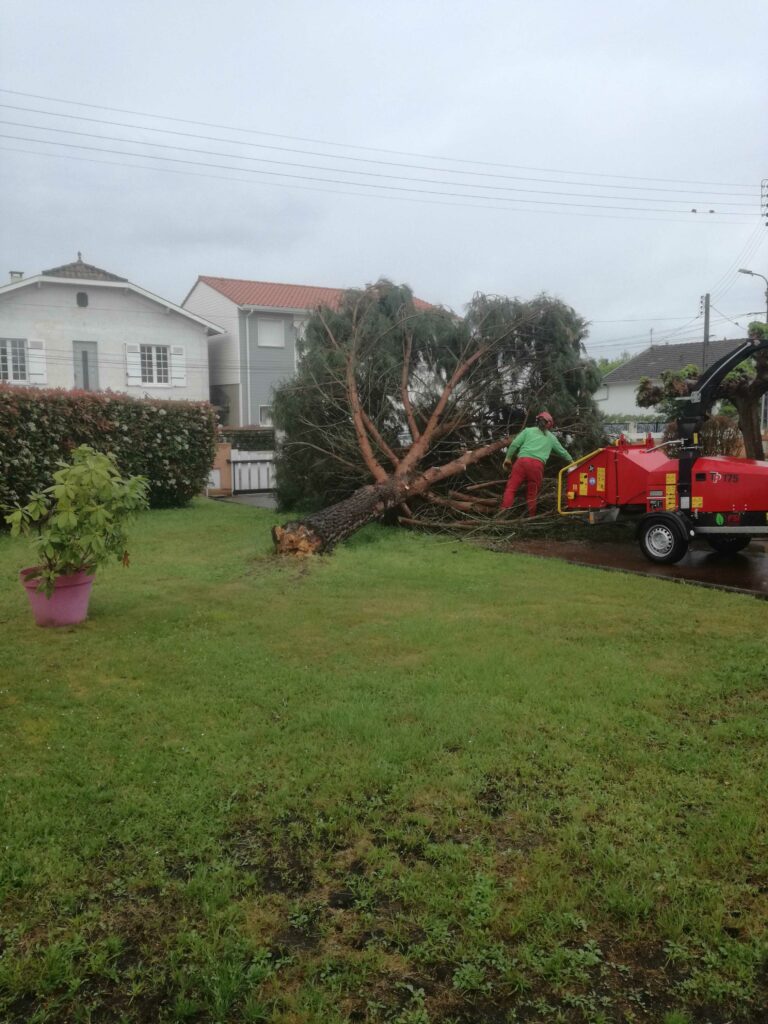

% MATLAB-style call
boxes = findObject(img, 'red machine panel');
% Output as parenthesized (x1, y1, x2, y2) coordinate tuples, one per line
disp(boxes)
(691, 456, 768, 513)
(562, 440, 678, 513)
(562, 442, 768, 518)
(562, 447, 617, 509)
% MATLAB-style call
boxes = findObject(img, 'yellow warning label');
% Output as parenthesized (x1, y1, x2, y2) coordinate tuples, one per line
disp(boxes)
(665, 487, 676, 510)
(579, 472, 588, 496)
(596, 467, 605, 493)
(692, 496, 703, 509)
(665, 472, 677, 484)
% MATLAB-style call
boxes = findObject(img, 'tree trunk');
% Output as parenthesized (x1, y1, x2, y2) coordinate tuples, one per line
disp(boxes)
(272, 478, 409, 555)
(272, 438, 508, 554)
(733, 396, 765, 460)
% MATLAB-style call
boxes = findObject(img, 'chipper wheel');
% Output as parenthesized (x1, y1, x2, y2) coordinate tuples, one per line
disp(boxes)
(638, 515, 689, 565)
(707, 534, 752, 555)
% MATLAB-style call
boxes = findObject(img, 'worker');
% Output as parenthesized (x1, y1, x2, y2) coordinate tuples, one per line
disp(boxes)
(501, 411, 572, 515)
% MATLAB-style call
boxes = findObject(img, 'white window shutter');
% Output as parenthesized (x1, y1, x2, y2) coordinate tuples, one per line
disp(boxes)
(170, 346, 186, 387)
(27, 340, 47, 385)
(125, 343, 141, 385)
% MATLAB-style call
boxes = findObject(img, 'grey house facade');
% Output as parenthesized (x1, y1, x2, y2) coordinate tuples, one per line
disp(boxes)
(182, 276, 348, 427)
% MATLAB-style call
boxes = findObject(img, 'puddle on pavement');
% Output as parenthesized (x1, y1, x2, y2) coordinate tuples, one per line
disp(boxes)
(502, 539, 768, 598)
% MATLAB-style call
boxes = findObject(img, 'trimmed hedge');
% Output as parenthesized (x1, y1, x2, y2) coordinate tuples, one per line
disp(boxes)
(1, 386, 218, 513)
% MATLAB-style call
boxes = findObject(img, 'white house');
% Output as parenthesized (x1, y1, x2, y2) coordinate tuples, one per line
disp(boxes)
(596, 339, 746, 417)
(0, 256, 223, 400)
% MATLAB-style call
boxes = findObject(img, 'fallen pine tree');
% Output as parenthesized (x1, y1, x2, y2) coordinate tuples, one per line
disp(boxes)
(271, 280, 603, 555)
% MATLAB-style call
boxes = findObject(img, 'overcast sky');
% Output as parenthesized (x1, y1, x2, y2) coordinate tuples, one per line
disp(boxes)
(1, 0, 766, 358)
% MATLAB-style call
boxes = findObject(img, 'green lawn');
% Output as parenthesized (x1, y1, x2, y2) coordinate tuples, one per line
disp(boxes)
(1, 499, 766, 1024)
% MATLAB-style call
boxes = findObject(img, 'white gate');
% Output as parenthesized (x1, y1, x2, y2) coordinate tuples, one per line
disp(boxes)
(230, 450, 276, 494)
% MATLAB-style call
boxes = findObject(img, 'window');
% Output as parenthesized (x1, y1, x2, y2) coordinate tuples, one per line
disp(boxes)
(259, 405, 273, 427)
(140, 344, 170, 384)
(257, 319, 285, 348)
(76, 292, 89, 308)
(0, 338, 27, 382)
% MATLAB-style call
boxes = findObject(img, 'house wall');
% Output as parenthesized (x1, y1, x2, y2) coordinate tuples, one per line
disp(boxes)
(182, 282, 307, 428)
(183, 280, 242, 423)
(0, 281, 210, 400)
(595, 380, 648, 416)
(240, 311, 298, 427)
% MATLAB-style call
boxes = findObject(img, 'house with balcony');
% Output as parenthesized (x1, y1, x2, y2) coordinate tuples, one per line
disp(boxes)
(0, 256, 222, 400)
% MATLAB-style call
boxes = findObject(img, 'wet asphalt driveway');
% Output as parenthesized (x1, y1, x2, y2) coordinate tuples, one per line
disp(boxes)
(503, 538, 768, 599)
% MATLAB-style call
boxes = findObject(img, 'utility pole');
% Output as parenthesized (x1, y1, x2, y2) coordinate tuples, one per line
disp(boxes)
(700, 292, 710, 368)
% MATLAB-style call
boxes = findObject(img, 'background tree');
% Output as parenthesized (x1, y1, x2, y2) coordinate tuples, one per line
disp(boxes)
(636, 322, 768, 458)
(596, 350, 631, 376)
(272, 281, 604, 554)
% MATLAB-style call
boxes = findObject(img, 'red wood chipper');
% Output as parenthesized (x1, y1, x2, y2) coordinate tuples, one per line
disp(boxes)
(558, 335, 768, 563)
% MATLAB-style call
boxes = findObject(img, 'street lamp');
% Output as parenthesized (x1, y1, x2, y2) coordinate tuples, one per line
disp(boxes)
(738, 268, 768, 321)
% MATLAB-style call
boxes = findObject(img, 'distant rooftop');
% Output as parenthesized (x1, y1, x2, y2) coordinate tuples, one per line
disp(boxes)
(195, 275, 432, 312)
(602, 338, 747, 383)
(41, 253, 128, 283)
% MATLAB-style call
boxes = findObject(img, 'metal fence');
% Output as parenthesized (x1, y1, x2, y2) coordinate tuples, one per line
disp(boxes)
(230, 450, 276, 494)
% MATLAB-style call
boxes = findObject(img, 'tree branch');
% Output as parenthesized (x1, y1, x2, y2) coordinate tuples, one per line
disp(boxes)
(361, 410, 400, 468)
(398, 344, 491, 474)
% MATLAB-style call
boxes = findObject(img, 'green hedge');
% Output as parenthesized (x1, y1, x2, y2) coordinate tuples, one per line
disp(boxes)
(0, 386, 218, 513)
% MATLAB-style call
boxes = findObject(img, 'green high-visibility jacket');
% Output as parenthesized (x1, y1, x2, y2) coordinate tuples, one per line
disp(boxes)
(505, 427, 572, 465)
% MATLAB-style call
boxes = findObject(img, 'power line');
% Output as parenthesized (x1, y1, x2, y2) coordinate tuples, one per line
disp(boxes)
(0, 87, 758, 190)
(0, 119, 756, 209)
(0, 102, 758, 202)
(710, 228, 767, 303)
(9, 143, 753, 229)
(0, 134, 755, 219)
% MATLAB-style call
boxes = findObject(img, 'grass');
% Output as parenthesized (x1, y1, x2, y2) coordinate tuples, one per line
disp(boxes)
(1, 498, 767, 1024)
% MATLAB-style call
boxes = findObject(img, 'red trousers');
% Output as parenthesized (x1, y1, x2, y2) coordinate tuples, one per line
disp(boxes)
(501, 457, 544, 515)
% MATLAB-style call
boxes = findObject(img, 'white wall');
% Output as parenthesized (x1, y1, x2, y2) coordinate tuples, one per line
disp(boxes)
(595, 380, 648, 416)
(0, 281, 210, 400)
(182, 280, 240, 389)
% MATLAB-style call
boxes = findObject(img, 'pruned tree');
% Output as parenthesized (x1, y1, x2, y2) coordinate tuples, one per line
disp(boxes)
(636, 322, 768, 459)
(272, 280, 603, 555)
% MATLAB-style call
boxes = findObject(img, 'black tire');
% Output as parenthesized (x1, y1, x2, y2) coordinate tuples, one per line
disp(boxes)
(638, 517, 689, 564)
(707, 534, 752, 555)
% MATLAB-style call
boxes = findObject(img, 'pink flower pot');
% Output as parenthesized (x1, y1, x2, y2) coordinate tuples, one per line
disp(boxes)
(20, 568, 95, 627)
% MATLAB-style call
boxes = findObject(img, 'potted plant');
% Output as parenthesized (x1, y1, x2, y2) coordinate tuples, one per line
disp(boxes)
(5, 445, 148, 627)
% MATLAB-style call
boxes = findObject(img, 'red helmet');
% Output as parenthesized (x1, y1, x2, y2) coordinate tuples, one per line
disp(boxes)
(536, 411, 554, 427)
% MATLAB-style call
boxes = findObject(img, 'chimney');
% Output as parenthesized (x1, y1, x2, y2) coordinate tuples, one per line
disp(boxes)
(9, 270, 23, 282)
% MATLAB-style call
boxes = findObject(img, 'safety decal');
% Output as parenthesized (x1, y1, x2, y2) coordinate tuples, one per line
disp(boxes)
(691, 496, 703, 509)
(665, 472, 677, 484)
(596, 467, 605, 492)
(715, 513, 725, 525)
(578, 472, 588, 496)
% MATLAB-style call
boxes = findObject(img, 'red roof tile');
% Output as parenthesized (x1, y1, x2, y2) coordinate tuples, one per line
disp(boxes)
(197, 276, 431, 312)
